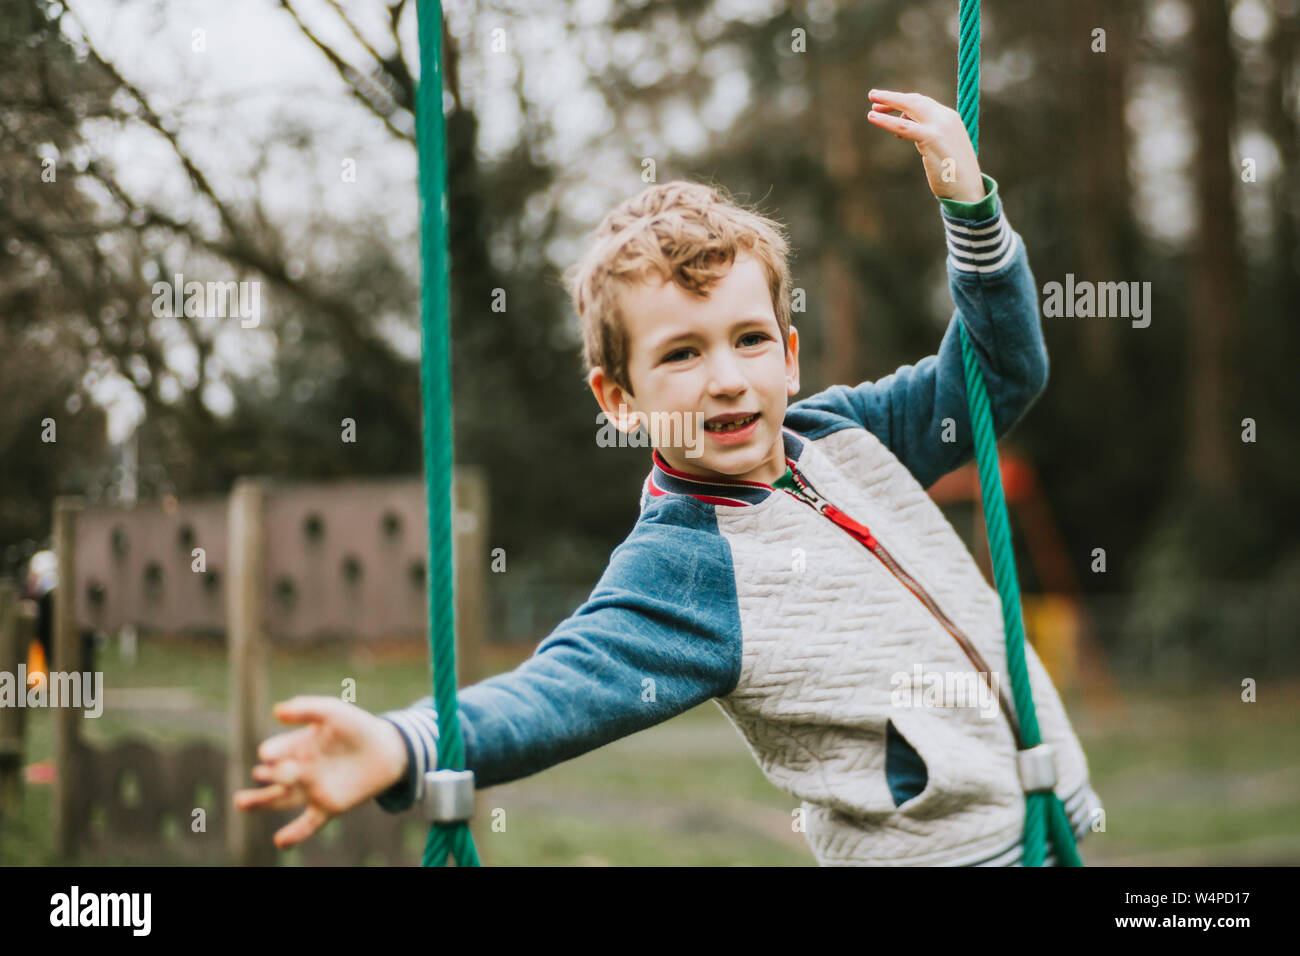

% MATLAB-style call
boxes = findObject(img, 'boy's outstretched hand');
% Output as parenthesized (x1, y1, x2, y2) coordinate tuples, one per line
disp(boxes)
(233, 696, 410, 849)
(866, 89, 985, 204)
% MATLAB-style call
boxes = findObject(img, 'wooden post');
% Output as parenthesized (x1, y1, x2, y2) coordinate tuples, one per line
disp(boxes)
(227, 479, 273, 866)
(52, 496, 83, 860)
(0, 581, 25, 817)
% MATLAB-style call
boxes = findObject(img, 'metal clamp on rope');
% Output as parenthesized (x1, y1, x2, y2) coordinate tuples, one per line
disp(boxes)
(1016, 744, 1058, 794)
(422, 769, 475, 823)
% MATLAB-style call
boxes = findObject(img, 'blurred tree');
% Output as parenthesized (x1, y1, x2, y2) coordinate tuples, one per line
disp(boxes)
(563, 0, 1297, 669)
(1, 0, 617, 577)
(0, 0, 110, 572)
(1, 0, 1297, 668)
(271, 0, 620, 553)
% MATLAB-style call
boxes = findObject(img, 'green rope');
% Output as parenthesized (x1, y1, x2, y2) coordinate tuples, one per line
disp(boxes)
(415, 0, 480, 868)
(956, 0, 1082, 866)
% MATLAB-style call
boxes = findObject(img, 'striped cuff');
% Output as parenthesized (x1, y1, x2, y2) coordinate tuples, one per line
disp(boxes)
(941, 205, 1020, 276)
(376, 703, 440, 810)
(938, 172, 1000, 221)
(967, 779, 1103, 866)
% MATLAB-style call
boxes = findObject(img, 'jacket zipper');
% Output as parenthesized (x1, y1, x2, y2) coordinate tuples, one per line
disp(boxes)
(780, 461, 1023, 745)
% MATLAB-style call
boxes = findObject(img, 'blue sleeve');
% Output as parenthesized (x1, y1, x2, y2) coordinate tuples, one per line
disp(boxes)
(375, 506, 743, 812)
(784, 173, 1048, 490)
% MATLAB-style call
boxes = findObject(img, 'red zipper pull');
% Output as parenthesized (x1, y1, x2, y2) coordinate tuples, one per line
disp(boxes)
(786, 465, 880, 548)
(823, 504, 877, 549)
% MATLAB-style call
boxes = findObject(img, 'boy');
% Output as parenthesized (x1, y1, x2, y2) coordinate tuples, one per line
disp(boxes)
(235, 89, 1102, 865)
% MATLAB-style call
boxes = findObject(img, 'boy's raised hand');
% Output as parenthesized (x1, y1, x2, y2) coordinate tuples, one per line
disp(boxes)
(866, 89, 985, 204)
(232, 695, 410, 848)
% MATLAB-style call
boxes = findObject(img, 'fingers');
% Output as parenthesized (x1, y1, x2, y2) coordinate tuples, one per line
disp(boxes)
(240, 696, 360, 848)
(257, 724, 315, 765)
(255, 757, 306, 788)
(867, 88, 938, 122)
(234, 782, 304, 812)
(272, 694, 350, 728)
(867, 89, 964, 143)
(866, 108, 915, 140)
(866, 90, 926, 141)
(273, 805, 332, 849)
(259, 695, 357, 763)
(235, 776, 333, 850)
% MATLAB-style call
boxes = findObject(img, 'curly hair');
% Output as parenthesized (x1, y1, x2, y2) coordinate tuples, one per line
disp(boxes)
(562, 179, 792, 397)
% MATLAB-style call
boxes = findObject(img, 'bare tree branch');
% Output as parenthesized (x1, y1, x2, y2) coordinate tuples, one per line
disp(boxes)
(277, 0, 414, 142)
(385, 0, 415, 107)
(60, 5, 247, 244)
(324, 0, 390, 78)
(21, 1, 425, 443)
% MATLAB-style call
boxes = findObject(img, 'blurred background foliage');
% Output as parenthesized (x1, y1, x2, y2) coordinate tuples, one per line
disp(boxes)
(1, 0, 1297, 680)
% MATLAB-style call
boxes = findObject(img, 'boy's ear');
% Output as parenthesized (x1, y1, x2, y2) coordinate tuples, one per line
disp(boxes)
(588, 367, 643, 433)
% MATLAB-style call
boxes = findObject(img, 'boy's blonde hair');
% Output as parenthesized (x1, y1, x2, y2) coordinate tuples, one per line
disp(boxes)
(563, 179, 792, 397)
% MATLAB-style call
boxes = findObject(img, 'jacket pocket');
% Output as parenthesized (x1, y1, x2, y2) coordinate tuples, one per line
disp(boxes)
(886, 718, 929, 808)
(884, 708, 996, 819)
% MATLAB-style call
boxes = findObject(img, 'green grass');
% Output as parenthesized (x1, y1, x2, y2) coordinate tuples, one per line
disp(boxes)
(1065, 681, 1300, 864)
(3, 637, 1298, 865)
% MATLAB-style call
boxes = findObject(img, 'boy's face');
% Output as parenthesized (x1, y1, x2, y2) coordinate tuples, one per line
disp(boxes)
(588, 253, 800, 487)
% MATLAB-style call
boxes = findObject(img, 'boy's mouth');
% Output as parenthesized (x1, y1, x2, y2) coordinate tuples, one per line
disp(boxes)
(704, 412, 760, 433)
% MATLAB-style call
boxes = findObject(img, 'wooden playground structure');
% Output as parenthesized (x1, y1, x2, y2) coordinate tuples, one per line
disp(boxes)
(0, 470, 487, 865)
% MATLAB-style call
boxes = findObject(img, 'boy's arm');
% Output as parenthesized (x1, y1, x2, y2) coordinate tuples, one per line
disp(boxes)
(373, 518, 742, 812)
(786, 172, 1048, 489)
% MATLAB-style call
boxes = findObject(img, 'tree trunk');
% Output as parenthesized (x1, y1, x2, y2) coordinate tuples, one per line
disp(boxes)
(1265, 0, 1300, 310)
(817, 57, 868, 386)
(1064, 0, 1140, 371)
(1186, 0, 1242, 494)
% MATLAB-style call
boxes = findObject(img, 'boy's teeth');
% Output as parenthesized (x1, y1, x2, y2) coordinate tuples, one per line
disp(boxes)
(708, 414, 756, 432)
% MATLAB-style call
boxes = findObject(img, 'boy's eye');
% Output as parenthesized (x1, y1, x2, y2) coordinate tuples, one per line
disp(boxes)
(662, 332, 769, 364)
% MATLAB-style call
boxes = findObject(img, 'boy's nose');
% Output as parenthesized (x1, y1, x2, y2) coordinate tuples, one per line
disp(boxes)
(705, 355, 749, 395)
